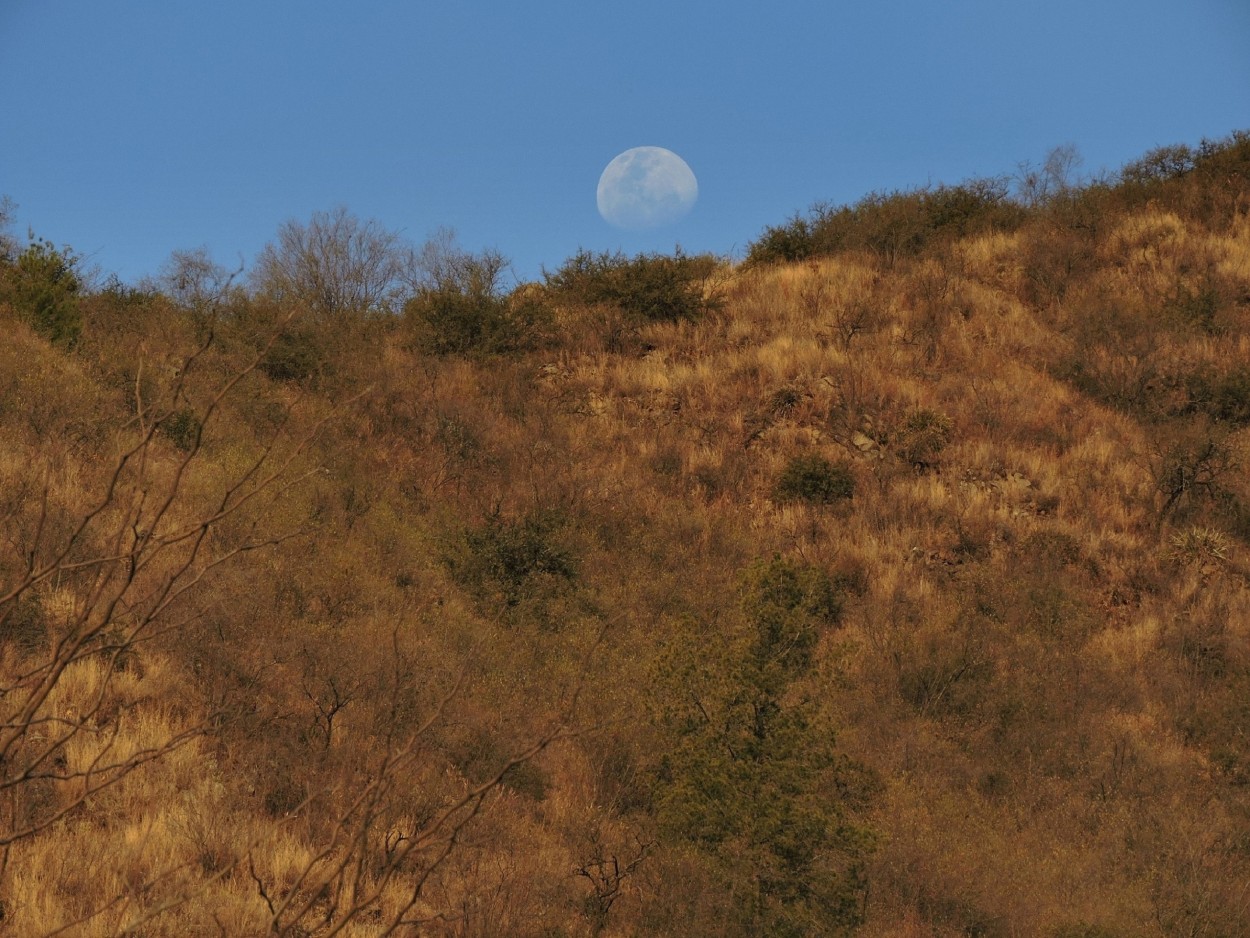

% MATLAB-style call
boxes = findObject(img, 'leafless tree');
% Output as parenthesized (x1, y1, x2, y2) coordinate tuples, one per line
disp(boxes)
(0, 195, 18, 261)
(1015, 144, 1083, 208)
(576, 832, 653, 936)
(406, 226, 510, 296)
(252, 206, 410, 318)
(156, 246, 241, 312)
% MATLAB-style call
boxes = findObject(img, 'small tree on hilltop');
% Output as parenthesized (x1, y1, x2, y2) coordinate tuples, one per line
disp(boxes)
(5, 235, 83, 347)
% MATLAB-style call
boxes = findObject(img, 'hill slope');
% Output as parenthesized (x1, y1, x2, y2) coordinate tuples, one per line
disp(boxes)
(2, 133, 1250, 936)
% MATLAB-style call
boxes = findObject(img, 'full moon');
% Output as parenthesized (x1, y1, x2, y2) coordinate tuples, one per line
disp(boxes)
(597, 147, 698, 230)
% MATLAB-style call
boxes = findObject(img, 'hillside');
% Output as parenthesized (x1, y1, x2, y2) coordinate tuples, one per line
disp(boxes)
(1, 132, 1249, 936)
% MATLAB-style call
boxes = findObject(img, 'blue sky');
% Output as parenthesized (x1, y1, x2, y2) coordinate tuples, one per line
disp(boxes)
(2, 1, 1247, 286)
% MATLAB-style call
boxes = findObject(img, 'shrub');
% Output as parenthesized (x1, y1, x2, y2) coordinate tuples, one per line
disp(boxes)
(449, 727, 549, 801)
(655, 558, 870, 935)
(407, 284, 550, 355)
(1167, 526, 1231, 568)
(260, 323, 327, 382)
(1018, 210, 1104, 306)
(1120, 144, 1196, 188)
(1017, 530, 1084, 569)
(406, 236, 551, 354)
(773, 454, 855, 504)
(544, 248, 721, 322)
(895, 408, 953, 468)
(0, 195, 17, 261)
(1050, 924, 1124, 938)
(739, 554, 843, 684)
(896, 624, 993, 717)
(1015, 143, 1086, 207)
(158, 246, 236, 311)
(234, 294, 383, 389)
(745, 213, 818, 265)
(1163, 278, 1224, 335)
(0, 594, 47, 657)
(4, 237, 83, 347)
(745, 178, 1023, 268)
(162, 407, 202, 452)
(1184, 367, 1250, 425)
(456, 511, 577, 611)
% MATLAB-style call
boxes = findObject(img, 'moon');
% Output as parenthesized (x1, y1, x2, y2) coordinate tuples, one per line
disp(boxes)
(597, 147, 698, 230)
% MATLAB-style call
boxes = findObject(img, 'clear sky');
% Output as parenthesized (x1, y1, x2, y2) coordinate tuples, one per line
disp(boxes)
(2, 1, 1247, 286)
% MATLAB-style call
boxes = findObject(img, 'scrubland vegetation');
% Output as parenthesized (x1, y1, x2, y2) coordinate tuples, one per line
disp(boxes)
(1, 131, 1249, 936)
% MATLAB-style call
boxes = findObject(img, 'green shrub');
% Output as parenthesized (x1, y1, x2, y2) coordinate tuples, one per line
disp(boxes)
(654, 558, 870, 935)
(5, 237, 82, 347)
(544, 248, 721, 322)
(773, 454, 854, 504)
(739, 554, 843, 685)
(407, 286, 550, 355)
(260, 325, 326, 382)
(455, 511, 577, 612)
(233, 294, 380, 388)
(745, 214, 818, 265)
(406, 239, 551, 355)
